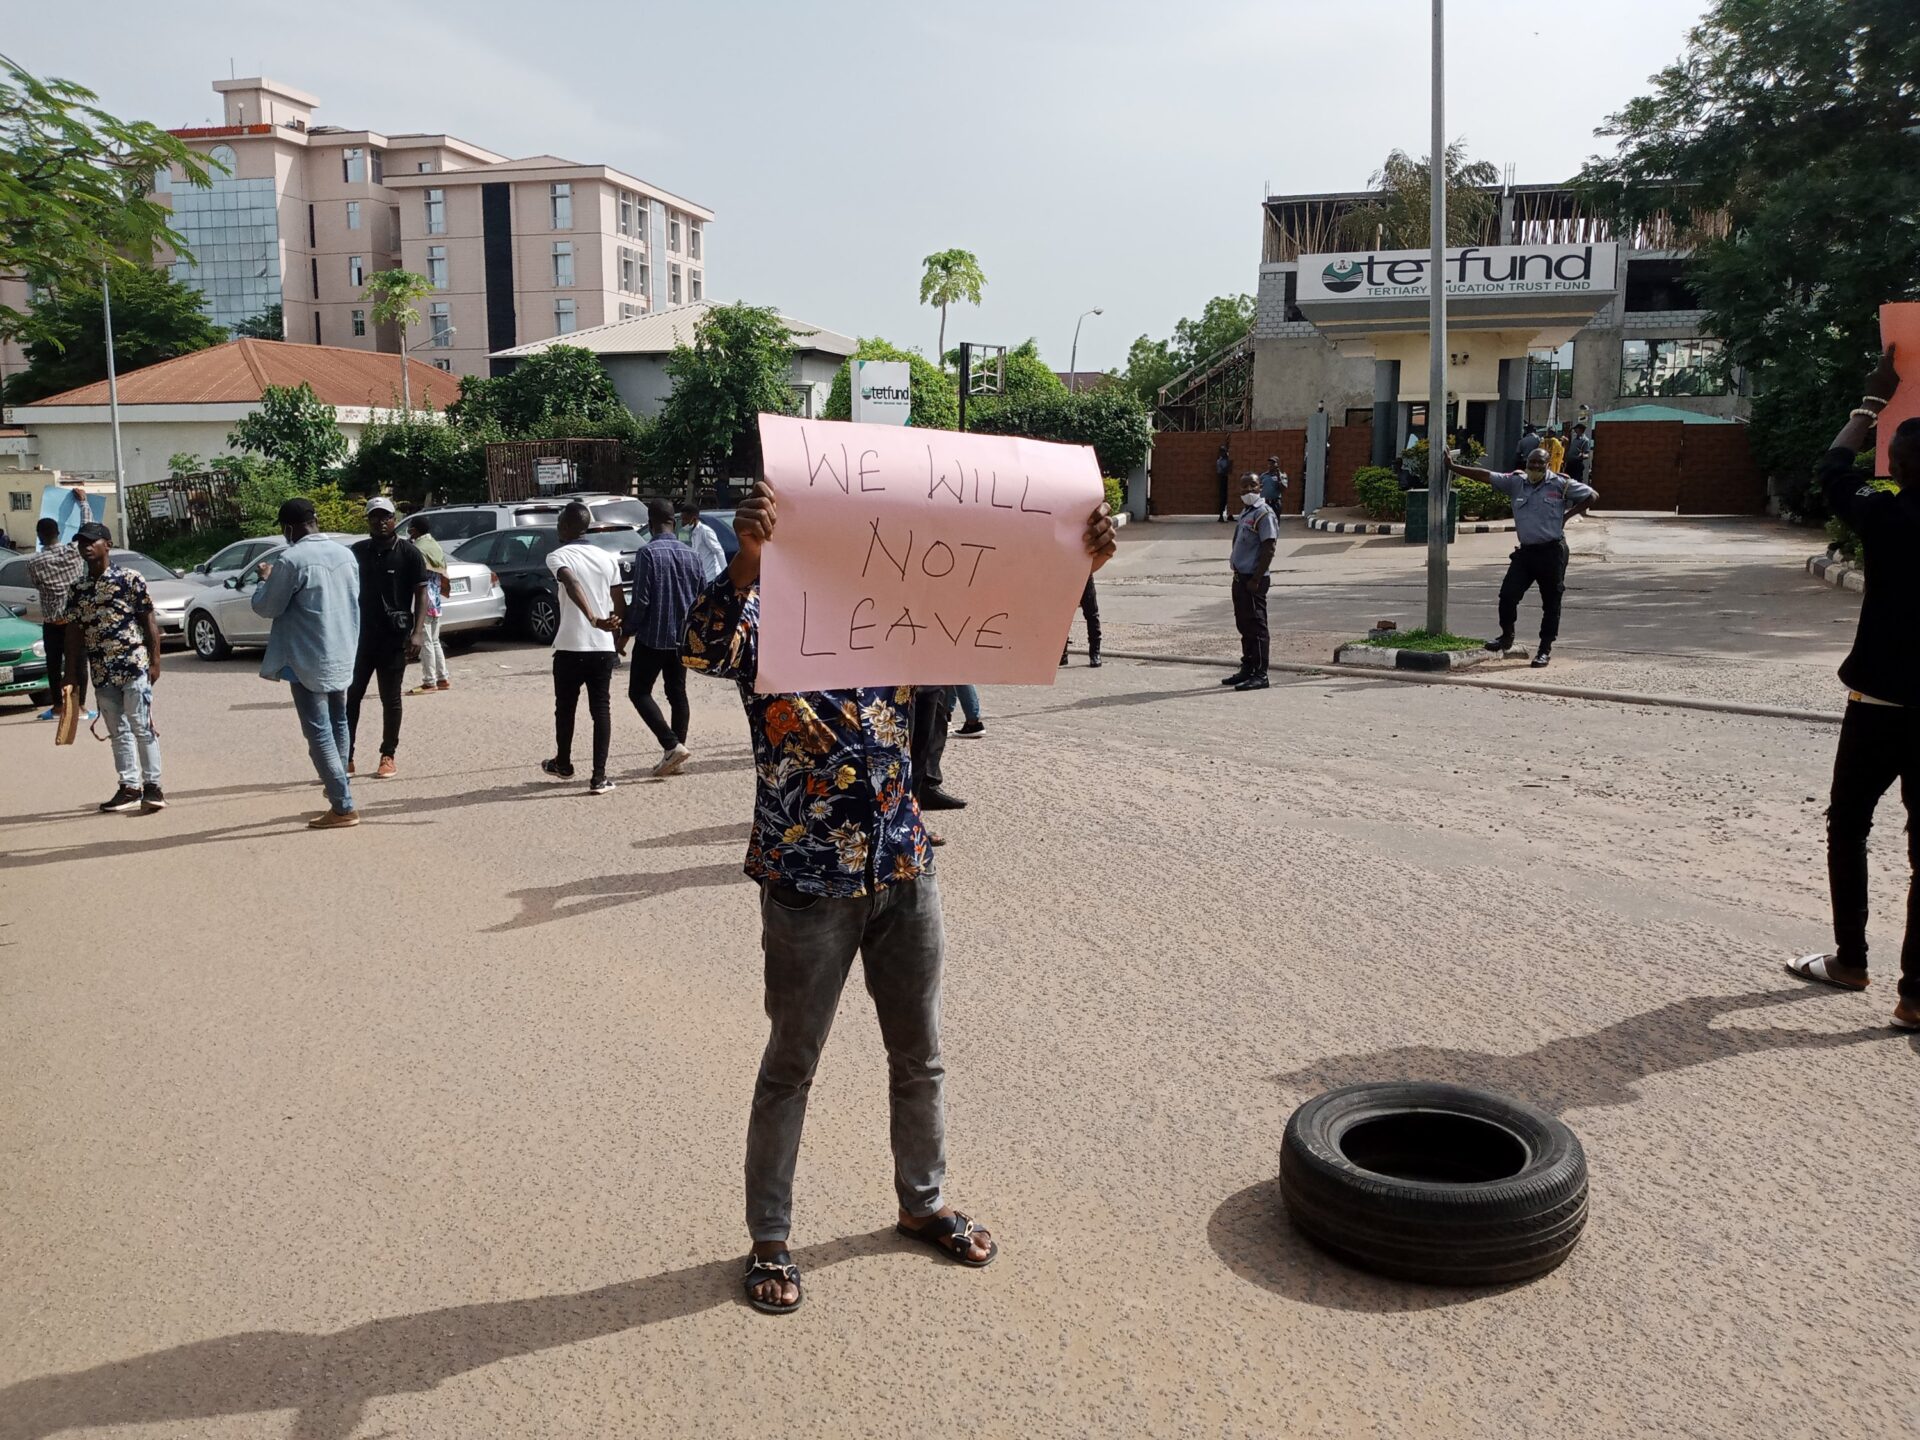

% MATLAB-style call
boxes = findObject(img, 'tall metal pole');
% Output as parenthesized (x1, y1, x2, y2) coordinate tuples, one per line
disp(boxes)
(102, 266, 127, 537)
(1069, 307, 1102, 393)
(1424, 0, 1449, 633)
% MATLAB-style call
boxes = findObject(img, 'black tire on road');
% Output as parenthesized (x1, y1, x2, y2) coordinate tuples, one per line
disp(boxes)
(1279, 1082, 1587, 1286)
(189, 612, 232, 661)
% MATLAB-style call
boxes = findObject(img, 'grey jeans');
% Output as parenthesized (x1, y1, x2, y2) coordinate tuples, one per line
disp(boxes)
(745, 873, 947, 1242)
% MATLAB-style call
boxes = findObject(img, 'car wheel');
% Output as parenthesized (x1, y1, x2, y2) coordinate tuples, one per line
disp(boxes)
(1279, 1082, 1587, 1286)
(189, 611, 232, 661)
(526, 595, 560, 645)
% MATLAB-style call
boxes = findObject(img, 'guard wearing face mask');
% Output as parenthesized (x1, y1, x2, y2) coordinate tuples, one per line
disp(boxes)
(1445, 446, 1598, 668)
(1224, 473, 1279, 692)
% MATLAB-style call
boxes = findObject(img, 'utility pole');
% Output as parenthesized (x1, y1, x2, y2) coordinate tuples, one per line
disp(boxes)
(958, 342, 971, 432)
(1424, 0, 1450, 634)
(102, 265, 127, 536)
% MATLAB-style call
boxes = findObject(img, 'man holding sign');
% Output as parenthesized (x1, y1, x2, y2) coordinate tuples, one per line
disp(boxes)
(684, 423, 1115, 1315)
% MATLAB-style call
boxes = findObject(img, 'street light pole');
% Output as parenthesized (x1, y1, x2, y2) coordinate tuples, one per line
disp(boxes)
(1069, 307, 1103, 392)
(1425, 0, 1450, 634)
(102, 265, 127, 533)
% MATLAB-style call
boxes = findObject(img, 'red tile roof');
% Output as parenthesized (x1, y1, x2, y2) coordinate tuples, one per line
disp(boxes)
(28, 338, 465, 411)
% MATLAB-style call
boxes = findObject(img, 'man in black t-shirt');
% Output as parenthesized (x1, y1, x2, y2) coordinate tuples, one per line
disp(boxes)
(1785, 346, 1920, 1033)
(347, 497, 429, 779)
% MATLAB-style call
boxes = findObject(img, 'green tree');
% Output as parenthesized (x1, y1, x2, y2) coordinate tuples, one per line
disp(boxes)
(1120, 335, 1182, 405)
(821, 337, 959, 430)
(1120, 295, 1256, 404)
(965, 387, 1154, 480)
(945, 338, 1065, 412)
(653, 303, 797, 495)
(920, 248, 987, 358)
(1338, 144, 1500, 249)
(1577, 0, 1920, 510)
(451, 345, 626, 436)
(0, 57, 216, 343)
(344, 407, 486, 507)
(232, 305, 284, 340)
(227, 382, 348, 484)
(361, 268, 435, 411)
(1, 266, 226, 403)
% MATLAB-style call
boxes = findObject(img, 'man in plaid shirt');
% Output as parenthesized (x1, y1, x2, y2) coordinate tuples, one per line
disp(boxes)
(27, 515, 90, 721)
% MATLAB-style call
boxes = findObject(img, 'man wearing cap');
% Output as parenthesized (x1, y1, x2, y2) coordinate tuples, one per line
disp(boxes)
(64, 522, 165, 813)
(347, 497, 429, 779)
(252, 498, 363, 829)
(1258, 455, 1290, 520)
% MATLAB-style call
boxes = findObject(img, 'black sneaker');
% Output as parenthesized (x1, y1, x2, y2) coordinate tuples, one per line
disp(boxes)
(588, 775, 616, 795)
(1484, 637, 1513, 653)
(141, 783, 167, 812)
(1088, 653, 1103, 668)
(1530, 647, 1552, 668)
(99, 785, 142, 813)
(1234, 674, 1271, 692)
(956, 719, 986, 737)
(918, 786, 968, 811)
(541, 758, 576, 780)
(1220, 670, 1251, 687)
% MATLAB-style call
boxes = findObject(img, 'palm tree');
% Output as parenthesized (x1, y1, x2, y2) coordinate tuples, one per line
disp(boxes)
(1338, 144, 1501, 250)
(362, 268, 434, 412)
(919, 249, 987, 359)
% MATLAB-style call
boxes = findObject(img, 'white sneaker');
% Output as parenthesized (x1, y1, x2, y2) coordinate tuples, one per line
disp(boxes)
(654, 742, 691, 778)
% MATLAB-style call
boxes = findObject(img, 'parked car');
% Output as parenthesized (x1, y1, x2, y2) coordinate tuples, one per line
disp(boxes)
(0, 548, 197, 640)
(451, 524, 644, 643)
(407, 494, 652, 545)
(183, 532, 355, 587)
(0, 599, 50, 706)
(182, 538, 505, 660)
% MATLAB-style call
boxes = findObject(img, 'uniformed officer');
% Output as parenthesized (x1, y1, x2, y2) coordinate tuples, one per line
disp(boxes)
(1445, 447, 1598, 668)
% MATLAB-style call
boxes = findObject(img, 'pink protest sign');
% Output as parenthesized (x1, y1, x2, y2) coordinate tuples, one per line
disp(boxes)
(1878, 304, 1920, 477)
(754, 413, 1103, 693)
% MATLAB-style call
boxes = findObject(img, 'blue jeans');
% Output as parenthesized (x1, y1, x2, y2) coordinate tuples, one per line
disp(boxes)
(291, 682, 353, 814)
(95, 676, 161, 788)
(955, 685, 982, 724)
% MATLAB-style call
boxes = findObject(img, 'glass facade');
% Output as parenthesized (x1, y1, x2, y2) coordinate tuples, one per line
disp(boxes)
(168, 175, 283, 332)
(1620, 338, 1730, 398)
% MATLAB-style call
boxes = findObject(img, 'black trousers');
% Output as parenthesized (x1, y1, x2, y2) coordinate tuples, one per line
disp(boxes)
(627, 644, 689, 751)
(1826, 701, 1920, 1003)
(347, 643, 407, 761)
(553, 649, 616, 779)
(910, 686, 951, 795)
(1217, 469, 1231, 516)
(1062, 576, 1102, 662)
(1497, 540, 1569, 646)
(1231, 572, 1270, 674)
(43, 621, 87, 708)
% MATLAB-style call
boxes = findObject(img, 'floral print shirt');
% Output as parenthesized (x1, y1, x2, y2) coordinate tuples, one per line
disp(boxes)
(682, 577, 931, 898)
(68, 565, 154, 687)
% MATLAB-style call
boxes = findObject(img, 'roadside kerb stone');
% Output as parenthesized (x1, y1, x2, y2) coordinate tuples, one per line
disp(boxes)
(1333, 639, 1500, 672)
(1308, 511, 1517, 537)
(1806, 551, 1864, 592)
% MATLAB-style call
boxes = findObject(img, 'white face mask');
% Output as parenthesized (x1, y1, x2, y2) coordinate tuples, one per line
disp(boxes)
(1242, 491, 1261, 508)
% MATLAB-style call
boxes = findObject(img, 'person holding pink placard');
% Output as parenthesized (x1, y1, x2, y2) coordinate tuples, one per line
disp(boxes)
(1785, 345, 1920, 1033)
(685, 476, 1115, 1315)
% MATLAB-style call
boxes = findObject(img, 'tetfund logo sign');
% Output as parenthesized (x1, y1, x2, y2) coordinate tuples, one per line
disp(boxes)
(1298, 243, 1619, 303)
(850, 359, 912, 426)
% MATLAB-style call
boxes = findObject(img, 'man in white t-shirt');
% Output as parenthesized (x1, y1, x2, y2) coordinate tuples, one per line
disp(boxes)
(541, 501, 626, 795)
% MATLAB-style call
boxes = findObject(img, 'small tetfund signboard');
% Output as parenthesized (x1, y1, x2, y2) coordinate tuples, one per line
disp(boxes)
(850, 359, 912, 425)
(754, 414, 1101, 692)
(1297, 244, 1619, 303)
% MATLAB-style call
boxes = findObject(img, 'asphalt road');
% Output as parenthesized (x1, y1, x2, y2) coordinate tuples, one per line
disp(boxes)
(3, 528, 1916, 1439)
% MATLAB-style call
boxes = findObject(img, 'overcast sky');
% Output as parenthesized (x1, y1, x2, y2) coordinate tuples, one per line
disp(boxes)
(15, 0, 1707, 373)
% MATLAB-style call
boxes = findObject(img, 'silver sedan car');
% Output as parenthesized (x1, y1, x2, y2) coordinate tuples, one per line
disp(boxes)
(0, 548, 198, 639)
(183, 539, 505, 660)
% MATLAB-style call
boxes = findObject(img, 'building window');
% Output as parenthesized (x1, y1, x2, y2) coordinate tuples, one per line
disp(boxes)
(554, 298, 577, 334)
(307, 204, 317, 247)
(352, 309, 367, 337)
(690, 271, 702, 302)
(618, 192, 634, 236)
(789, 385, 813, 418)
(429, 300, 451, 347)
(619, 246, 637, 293)
(426, 244, 447, 288)
(619, 302, 640, 320)
(310, 257, 319, 299)
(431, 358, 453, 372)
(346, 200, 361, 231)
(552, 241, 574, 288)
(416, 160, 435, 173)
(1624, 258, 1701, 313)
(1620, 337, 1729, 398)
(313, 311, 322, 344)
(669, 264, 681, 305)
(369, 149, 383, 184)
(668, 215, 681, 252)
(349, 255, 365, 287)
(1526, 342, 1574, 400)
(342, 146, 364, 183)
(424, 188, 445, 235)
(689, 224, 702, 260)
(636, 260, 649, 296)
(550, 182, 572, 230)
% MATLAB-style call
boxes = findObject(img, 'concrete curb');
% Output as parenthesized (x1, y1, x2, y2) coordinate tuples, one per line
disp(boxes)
(1080, 649, 1844, 725)
(1333, 640, 1499, 672)
(1307, 512, 1517, 536)
(1806, 551, 1864, 592)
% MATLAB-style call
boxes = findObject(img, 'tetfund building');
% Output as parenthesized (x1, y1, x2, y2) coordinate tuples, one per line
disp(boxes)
(1252, 182, 1745, 467)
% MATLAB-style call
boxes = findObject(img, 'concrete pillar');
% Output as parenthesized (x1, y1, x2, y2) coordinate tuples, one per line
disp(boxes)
(1369, 360, 1401, 468)
(1305, 405, 1329, 513)
(1490, 357, 1527, 469)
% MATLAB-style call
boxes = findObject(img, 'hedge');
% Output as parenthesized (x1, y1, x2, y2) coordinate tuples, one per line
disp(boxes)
(1354, 466, 1402, 520)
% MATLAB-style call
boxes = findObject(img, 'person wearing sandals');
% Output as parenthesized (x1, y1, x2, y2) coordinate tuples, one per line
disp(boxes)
(684, 477, 1118, 1314)
(1786, 346, 1920, 1033)
(406, 515, 451, 696)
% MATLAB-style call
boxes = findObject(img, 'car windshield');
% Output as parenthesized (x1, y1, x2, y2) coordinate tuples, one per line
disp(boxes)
(511, 507, 562, 526)
(584, 530, 640, 553)
(589, 500, 649, 528)
(117, 553, 180, 582)
(420, 512, 495, 541)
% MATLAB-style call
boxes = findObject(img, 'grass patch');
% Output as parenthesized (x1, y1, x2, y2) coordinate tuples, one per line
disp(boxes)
(1354, 628, 1484, 653)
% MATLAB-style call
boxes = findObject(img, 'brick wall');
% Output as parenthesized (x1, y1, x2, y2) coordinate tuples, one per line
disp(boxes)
(1152, 426, 1375, 514)
(1589, 420, 1766, 513)
(1678, 424, 1765, 514)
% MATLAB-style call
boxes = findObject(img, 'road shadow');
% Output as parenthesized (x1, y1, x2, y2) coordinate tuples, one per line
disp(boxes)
(1023, 681, 1243, 717)
(1269, 988, 1892, 1115)
(1207, 1178, 1518, 1315)
(0, 1229, 897, 1440)
(0, 778, 320, 830)
(624, 755, 752, 782)
(632, 823, 750, 851)
(484, 862, 743, 932)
